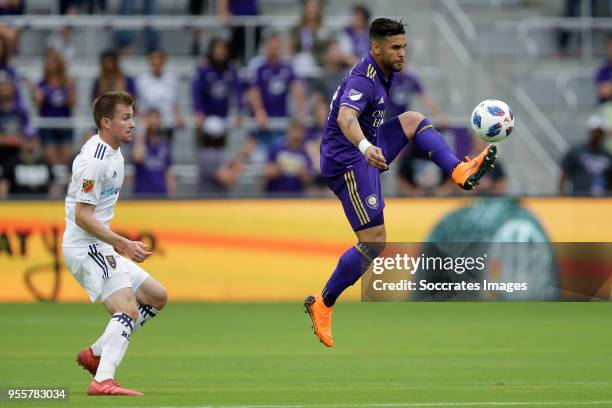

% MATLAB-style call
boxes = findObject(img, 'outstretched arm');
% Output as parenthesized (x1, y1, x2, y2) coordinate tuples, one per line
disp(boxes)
(337, 105, 387, 170)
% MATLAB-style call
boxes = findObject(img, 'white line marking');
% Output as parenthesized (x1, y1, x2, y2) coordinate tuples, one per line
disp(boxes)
(146, 401, 612, 408)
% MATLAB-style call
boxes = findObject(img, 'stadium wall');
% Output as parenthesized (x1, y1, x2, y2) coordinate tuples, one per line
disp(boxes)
(0, 198, 611, 302)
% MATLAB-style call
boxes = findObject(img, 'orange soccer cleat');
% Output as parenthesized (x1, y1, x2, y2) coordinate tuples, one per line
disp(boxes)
(304, 294, 334, 347)
(451, 144, 497, 190)
(76, 347, 100, 376)
(87, 379, 143, 396)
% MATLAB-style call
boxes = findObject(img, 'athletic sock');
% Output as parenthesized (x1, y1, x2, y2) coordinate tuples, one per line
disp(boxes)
(321, 243, 378, 307)
(132, 304, 159, 333)
(90, 304, 159, 356)
(413, 118, 461, 175)
(94, 313, 133, 382)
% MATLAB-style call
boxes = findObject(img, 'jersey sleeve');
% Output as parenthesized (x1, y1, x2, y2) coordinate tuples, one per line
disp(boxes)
(75, 158, 106, 206)
(339, 75, 374, 114)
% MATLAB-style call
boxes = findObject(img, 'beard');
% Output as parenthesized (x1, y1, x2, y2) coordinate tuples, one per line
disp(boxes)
(387, 61, 403, 73)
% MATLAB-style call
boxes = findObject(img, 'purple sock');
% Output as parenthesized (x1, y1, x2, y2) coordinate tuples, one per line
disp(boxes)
(413, 118, 461, 175)
(322, 243, 376, 307)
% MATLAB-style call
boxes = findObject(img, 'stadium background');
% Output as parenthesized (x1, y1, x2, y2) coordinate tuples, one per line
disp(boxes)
(1, 1, 612, 407)
(0, 0, 610, 301)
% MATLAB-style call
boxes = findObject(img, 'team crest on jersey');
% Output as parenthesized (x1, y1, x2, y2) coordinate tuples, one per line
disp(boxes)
(348, 89, 363, 101)
(82, 179, 95, 193)
(366, 194, 379, 209)
(105, 255, 116, 269)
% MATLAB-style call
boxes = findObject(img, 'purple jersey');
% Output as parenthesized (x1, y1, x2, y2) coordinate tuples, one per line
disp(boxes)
(387, 70, 424, 117)
(595, 62, 612, 103)
(265, 141, 312, 193)
(192, 64, 242, 118)
(37, 80, 72, 117)
(133, 137, 172, 195)
(251, 61, 296, 118)
(320, 53, 394, 177)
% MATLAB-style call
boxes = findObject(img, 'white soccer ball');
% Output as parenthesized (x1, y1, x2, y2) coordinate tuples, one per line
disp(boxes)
(470, 99, 514, 142)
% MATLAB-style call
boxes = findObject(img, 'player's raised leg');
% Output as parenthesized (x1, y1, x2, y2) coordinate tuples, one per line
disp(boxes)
(379, 111, 497, 190)
(87, 288, 143, 396)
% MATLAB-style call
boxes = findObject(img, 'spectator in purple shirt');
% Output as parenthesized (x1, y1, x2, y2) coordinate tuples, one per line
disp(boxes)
(246, 31, 306, 157)
(132, 109, 176, 197)
(595, 36, 612, 105)
(386, 68, 449, 127)
(0, 75, 35, 169)
(338, 5, 371, 66)
(192, 38, 246, 195)
(264, 119, 312, 194)
(32, 49, 76, 166)
(91, 50, 137, 102)
(192, 37, 243, 149)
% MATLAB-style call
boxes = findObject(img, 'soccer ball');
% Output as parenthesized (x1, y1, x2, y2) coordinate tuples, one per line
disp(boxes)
(470, 99, 514, 142)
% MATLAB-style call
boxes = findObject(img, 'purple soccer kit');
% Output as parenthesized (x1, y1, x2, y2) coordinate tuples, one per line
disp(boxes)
(321, 53, 408, 231)
(319, 53, 461, 307)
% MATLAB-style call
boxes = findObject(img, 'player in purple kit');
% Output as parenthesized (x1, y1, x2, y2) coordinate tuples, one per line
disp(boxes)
(304, 18, 498, 347)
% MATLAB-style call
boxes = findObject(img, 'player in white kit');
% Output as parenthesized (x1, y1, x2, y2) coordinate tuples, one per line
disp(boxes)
(62, 91, 167, 396)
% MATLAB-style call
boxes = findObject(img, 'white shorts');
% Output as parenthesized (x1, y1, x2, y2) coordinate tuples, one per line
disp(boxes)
(62, 243, 150, 303)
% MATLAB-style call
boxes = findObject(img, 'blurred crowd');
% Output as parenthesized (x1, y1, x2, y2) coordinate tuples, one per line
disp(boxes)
(0, 0, 610, 198)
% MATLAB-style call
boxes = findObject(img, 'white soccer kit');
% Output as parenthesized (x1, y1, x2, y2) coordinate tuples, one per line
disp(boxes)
(62, 134, 148, 302)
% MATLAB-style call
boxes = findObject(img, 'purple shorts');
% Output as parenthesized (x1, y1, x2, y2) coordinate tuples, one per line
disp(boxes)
(324, 116, 407, 231)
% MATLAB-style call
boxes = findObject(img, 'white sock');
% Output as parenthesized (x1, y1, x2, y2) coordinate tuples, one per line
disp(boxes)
(94, 313, 133, 382)
(90, 331, 108, 357)
(90, 304, 159, 355)
(133, 304, 159, 333)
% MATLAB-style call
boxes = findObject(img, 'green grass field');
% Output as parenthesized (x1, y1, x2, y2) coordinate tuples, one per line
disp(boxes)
(1, 302, 612, 407)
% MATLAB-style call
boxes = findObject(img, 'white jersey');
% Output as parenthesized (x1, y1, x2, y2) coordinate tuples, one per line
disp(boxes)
(63, 134, 125, 248)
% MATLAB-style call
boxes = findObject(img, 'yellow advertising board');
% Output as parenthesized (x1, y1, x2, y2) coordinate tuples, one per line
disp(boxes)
(0, 198, 610, 302)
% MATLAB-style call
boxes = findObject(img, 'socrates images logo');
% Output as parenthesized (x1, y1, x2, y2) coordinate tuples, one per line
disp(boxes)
(366, 194, 379, 209)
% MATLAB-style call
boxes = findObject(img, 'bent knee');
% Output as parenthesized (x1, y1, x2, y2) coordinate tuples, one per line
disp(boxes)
(398, 111, 426, 140)
(153, 287, 168, 311)
(372, 229, 386, 244)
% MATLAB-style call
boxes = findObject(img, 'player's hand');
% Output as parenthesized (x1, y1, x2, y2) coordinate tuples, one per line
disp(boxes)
(365, 146, 388, 170)
(124, 241, 152, 263)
